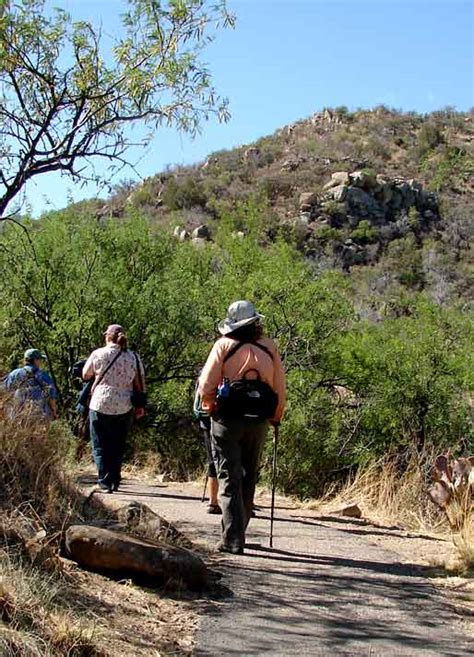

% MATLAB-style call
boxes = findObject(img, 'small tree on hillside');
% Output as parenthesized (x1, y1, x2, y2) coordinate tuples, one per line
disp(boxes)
(0, 0, 233, 219)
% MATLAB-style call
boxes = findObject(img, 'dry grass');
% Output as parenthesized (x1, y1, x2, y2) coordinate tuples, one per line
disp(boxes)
(0, 394, 197, 655)
(0, 394, 106, 655)
(452, 514, 474, 574)
(0, 556, 103, 656)
(309, 451, 474, 576)
(0, 394, 82, 530)
(309, 453, 446, 533)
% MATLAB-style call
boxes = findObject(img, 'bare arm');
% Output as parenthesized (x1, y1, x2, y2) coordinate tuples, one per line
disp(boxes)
(82, 352, 96, 381)
(48, 398, 58, 419)
(198, 341, 225, 413)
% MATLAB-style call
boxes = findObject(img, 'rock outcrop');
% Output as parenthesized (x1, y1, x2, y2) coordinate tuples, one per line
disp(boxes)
(299, 170, 439, 271)
(316, 171, 438, 225)
(244, 147, 261, 166)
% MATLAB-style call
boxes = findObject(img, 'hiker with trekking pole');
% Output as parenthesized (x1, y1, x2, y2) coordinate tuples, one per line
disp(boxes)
(198, 301, 286, 554)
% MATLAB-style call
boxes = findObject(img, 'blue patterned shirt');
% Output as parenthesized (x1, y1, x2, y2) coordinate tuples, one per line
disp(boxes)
(3, 365, 58, 419)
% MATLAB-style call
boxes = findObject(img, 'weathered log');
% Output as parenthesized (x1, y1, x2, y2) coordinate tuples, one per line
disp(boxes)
(65, 525, 208, 590)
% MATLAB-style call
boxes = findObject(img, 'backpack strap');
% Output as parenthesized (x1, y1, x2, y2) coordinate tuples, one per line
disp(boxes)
(19, 367, 50, 396)
(91, 349, 123, 394)
(223, 340, 274, 364)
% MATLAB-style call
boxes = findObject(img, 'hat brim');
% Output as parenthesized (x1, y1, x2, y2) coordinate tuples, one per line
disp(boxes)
(25, 352, 47, 361)
(218, 313, 264, 336)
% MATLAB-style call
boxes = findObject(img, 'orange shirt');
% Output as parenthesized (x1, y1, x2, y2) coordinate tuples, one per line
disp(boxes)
(198, 336, 286, 422)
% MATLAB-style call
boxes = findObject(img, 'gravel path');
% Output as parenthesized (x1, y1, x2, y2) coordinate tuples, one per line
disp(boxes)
(109, 479, 471, 656)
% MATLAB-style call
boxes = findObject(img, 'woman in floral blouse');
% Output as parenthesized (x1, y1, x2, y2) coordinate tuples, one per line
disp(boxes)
(82, 324, 145, 493)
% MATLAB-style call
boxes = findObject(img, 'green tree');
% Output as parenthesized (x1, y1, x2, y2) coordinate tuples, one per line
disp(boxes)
(0, 0, 233, 218)
(334, 299, 474, 460)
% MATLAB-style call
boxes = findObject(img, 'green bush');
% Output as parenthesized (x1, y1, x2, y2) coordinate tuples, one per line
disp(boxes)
(386, 235, 426, 290)
(415, 123, 444, 160)
(350, 220, 378, 244)
(162, 176, 208, 210)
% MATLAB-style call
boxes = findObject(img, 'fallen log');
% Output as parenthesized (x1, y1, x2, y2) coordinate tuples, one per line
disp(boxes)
(65, 524, 208, 590)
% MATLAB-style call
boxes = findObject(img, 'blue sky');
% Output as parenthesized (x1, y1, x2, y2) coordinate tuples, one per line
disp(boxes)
(25, 0, 474, 215)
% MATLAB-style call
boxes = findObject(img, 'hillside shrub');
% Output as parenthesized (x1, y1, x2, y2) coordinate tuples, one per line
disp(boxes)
(386, 235, 426, 289)
(350, 220, 378, 244)
(415, 123, 444, 160)
(162, 176, 208, 210)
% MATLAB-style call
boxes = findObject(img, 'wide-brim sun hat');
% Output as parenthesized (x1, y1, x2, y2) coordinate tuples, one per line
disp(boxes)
(218, 300, 264, 336)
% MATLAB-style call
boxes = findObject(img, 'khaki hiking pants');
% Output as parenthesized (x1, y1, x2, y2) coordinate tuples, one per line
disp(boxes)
(211, 417, 269, 550)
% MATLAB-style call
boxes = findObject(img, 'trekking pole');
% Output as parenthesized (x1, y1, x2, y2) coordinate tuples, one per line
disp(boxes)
(201, 474, 209, 503)
(269, 424, 279, 548)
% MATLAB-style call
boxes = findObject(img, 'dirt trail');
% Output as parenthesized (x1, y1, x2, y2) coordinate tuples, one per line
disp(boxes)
(107, 478, 471, 656)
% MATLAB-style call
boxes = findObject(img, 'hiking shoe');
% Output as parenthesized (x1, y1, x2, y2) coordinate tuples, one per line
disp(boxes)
(206, 504, 222, 515)
(216, 541, 244, 555)
(98, 483, 113, 494)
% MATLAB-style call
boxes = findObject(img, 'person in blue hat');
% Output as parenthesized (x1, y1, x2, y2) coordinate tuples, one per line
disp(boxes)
(3, 349, 58, 423)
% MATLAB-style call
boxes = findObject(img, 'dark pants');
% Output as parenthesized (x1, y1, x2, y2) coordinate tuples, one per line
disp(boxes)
(211, 418, 268, 549)
(89, 410, 133, 488)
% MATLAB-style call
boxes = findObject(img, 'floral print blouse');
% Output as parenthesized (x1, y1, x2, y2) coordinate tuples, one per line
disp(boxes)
(83, 345, 145, 416)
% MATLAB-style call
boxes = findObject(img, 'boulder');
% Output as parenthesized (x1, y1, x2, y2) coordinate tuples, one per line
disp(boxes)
(330, 503, 362, 519)
(244, 147, 261, 166)
(350, 170, 377, 190)
(299, 191, 318, 211)
(192, 224, 211, 240)
(323, 171, 350, 190)
(374, 177, 393, 204)
(299, 212, 312, 225)
(346, 187, 384, 219)
(65, 525, 208, 590)
(173, 226, 189, 242)
(281, 159, 300, 172)
(331, 184, 349, 203)
(116, 501, 192, 548)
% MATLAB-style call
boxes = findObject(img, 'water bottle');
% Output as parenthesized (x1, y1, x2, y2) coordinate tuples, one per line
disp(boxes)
(217, 377, 230, 398)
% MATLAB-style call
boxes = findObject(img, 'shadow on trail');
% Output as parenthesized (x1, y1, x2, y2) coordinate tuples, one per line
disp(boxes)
(245, 544, 432, 578)
(198, 550, 472, 656)
(116, 490, 201, 502)
(257, 512, 445, 544)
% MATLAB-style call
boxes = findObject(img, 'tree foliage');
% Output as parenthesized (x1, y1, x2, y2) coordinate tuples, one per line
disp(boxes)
(1, 201, 473, 494)
(0, 0, 233, 217)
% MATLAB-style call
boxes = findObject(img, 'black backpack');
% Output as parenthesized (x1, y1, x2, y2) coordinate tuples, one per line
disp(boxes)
(215, 342, 278, 422)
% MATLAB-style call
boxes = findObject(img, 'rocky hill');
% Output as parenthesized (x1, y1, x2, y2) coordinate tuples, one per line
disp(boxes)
(94, 106, 473, 306)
